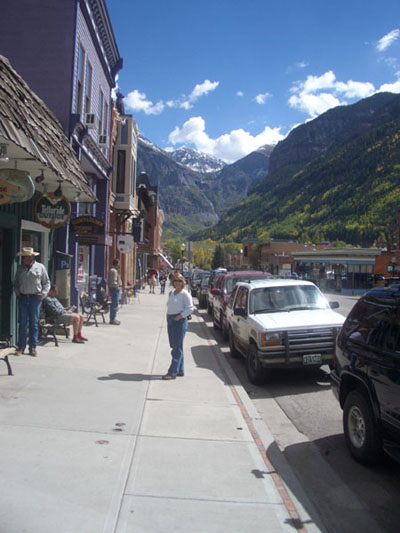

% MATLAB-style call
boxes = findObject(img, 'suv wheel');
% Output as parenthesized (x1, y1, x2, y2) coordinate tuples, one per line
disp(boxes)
(343, 390, 382, 465)
(246, 344, 270, 384)
(228, 328, 240, 358)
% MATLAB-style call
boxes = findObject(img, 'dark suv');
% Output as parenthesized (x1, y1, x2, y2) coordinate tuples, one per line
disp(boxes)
(331, 286, 400, 465)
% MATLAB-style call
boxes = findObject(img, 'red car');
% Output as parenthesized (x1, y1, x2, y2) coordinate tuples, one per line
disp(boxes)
(211, 270, 272, 339)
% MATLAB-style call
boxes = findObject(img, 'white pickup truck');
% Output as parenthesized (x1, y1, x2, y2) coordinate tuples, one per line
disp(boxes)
(225, 279, 345, 384)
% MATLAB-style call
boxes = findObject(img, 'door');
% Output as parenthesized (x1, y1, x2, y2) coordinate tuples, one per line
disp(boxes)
(232, 286, 249, 350)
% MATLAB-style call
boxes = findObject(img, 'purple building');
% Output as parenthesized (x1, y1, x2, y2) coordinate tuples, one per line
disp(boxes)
(0, 0, 122, 305)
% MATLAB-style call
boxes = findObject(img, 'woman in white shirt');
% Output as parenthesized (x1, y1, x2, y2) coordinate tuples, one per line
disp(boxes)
(163, 273, 194, 380)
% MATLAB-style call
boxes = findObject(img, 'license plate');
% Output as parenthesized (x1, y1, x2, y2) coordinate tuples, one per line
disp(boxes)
(303, 354, 322, 365)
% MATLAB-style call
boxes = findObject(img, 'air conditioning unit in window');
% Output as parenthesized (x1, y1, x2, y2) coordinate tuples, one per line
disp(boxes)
(98, 135, 109, 147)
(85, 113, 98, 129)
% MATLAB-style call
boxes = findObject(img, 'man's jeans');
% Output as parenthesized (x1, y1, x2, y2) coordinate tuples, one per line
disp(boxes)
(167, 314, 188, 376)
(109, 288, 120, 321)
(18, 295, 42, 351)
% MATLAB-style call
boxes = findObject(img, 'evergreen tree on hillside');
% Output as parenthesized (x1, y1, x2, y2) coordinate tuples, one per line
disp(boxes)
(212, 245, 224, 269)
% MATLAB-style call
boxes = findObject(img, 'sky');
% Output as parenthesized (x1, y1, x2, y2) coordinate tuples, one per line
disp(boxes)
(107, 0, 400, 163)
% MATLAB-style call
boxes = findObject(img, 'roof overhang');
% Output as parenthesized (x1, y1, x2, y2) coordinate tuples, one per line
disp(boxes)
(0, 136, 96, 202)
(0, 55, 97, 203)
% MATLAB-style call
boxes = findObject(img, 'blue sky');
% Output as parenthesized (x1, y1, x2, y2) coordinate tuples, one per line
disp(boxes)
(108, 0, 400, 163)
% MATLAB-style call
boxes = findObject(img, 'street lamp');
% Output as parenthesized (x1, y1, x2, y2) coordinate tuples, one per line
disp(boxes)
(181, 243, 186, 273)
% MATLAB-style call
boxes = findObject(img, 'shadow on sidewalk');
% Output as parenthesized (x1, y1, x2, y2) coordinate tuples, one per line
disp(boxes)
(190, 345, 242, 387)
(97, 373, 163, 382)
(187, 320, 211, 340)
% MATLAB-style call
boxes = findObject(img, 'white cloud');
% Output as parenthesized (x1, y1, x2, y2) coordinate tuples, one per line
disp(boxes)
(180, 79, 219, 109)
(168, 116, 284, 163)
(376, 29, 400, 52)
(190, 80, 219, 100)
(123, 79, 219, 115)
(335, 80, 375, 99)
(254, 92, 271, 104)
(125, 89, 164, 115)
(378, 72, 400, 93)
(289, 92, 342, 116)
(289, 71, 376, 117)
(236, 91, 244, 97)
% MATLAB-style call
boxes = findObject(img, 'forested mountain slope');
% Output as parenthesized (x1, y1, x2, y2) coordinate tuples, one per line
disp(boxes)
(192, 95, 400, 246)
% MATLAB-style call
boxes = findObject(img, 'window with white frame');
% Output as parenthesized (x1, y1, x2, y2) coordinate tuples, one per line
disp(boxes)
(98, 90, 104, 134)
(84, 61, 92, 115)
(76, 44, 85, 114)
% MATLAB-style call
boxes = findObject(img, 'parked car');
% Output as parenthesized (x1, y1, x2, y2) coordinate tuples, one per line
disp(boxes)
(206, 268, 227, 315)
(226, 279, 344, 384)
(331, 286, 400, 465)
(198, 273, 211, 308)
(190, 269, 209, 297)
(212, 271, 272, 339)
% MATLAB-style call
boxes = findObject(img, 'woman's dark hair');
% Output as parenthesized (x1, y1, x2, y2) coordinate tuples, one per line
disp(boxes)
(112, 259, 120, 267)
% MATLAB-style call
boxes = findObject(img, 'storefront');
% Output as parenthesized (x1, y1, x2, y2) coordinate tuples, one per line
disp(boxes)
(293, 248, 382, 294)
(0, 55, 96, 342)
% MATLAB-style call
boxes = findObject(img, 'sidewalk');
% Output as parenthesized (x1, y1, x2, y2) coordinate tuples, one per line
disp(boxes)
(0, 292, 324, 533)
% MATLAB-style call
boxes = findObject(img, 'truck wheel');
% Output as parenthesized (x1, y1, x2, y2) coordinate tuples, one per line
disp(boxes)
(228, 328, 240, 358)
(246, 344, 270, 384)
(343, 389, 382, 465)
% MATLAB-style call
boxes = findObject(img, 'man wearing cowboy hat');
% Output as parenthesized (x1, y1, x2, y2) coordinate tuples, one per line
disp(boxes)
(14, 247, 50, 356)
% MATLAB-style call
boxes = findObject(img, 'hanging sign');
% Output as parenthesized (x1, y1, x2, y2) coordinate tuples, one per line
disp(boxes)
(117, 234, 134, 253)
(70, 215, 105, 235)
(34, 192, 71, 229)
(0, 168, 35, 205)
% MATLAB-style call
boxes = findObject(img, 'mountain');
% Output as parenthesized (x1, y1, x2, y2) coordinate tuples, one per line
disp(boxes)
(169, 146, 226, 173)
(137, 137, 218, 239)
(201, 144, 274, 217)
(137, 136, 274, 238)
(268, 92, 400, 177)
(191, 92, 400, 247)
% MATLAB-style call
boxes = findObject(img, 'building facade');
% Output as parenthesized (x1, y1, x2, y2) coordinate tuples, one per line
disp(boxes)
(0, 0, 123, 306)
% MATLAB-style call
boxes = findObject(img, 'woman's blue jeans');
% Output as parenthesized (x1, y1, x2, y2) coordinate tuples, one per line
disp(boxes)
(109, 288, 120, 321)
(18, 295, 42, 351)
(167, 314, 188, 376)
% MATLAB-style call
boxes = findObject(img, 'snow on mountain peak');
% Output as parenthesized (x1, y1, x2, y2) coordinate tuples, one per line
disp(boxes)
(169, 146, 226, 173)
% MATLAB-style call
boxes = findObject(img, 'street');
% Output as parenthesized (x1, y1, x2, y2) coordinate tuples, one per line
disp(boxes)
(198, 292, 400, 533)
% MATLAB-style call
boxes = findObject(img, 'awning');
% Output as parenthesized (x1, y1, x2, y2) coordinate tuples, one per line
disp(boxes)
(0, 55, 96, 203)
(158, 252, 173, 268)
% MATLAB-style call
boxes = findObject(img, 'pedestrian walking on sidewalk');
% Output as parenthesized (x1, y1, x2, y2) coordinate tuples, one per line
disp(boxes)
(13, 246, 51, 357)
(108, 258, 123, 325)
(163, 273, 194, 380)
(43, 285, 88, 343)
(160, 272, 167, 294)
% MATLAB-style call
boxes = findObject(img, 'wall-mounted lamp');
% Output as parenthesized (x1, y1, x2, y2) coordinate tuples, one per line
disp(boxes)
(0, 144, 9, 162)
(35, 169, 45, 183)
(54, 181, 63, 197)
